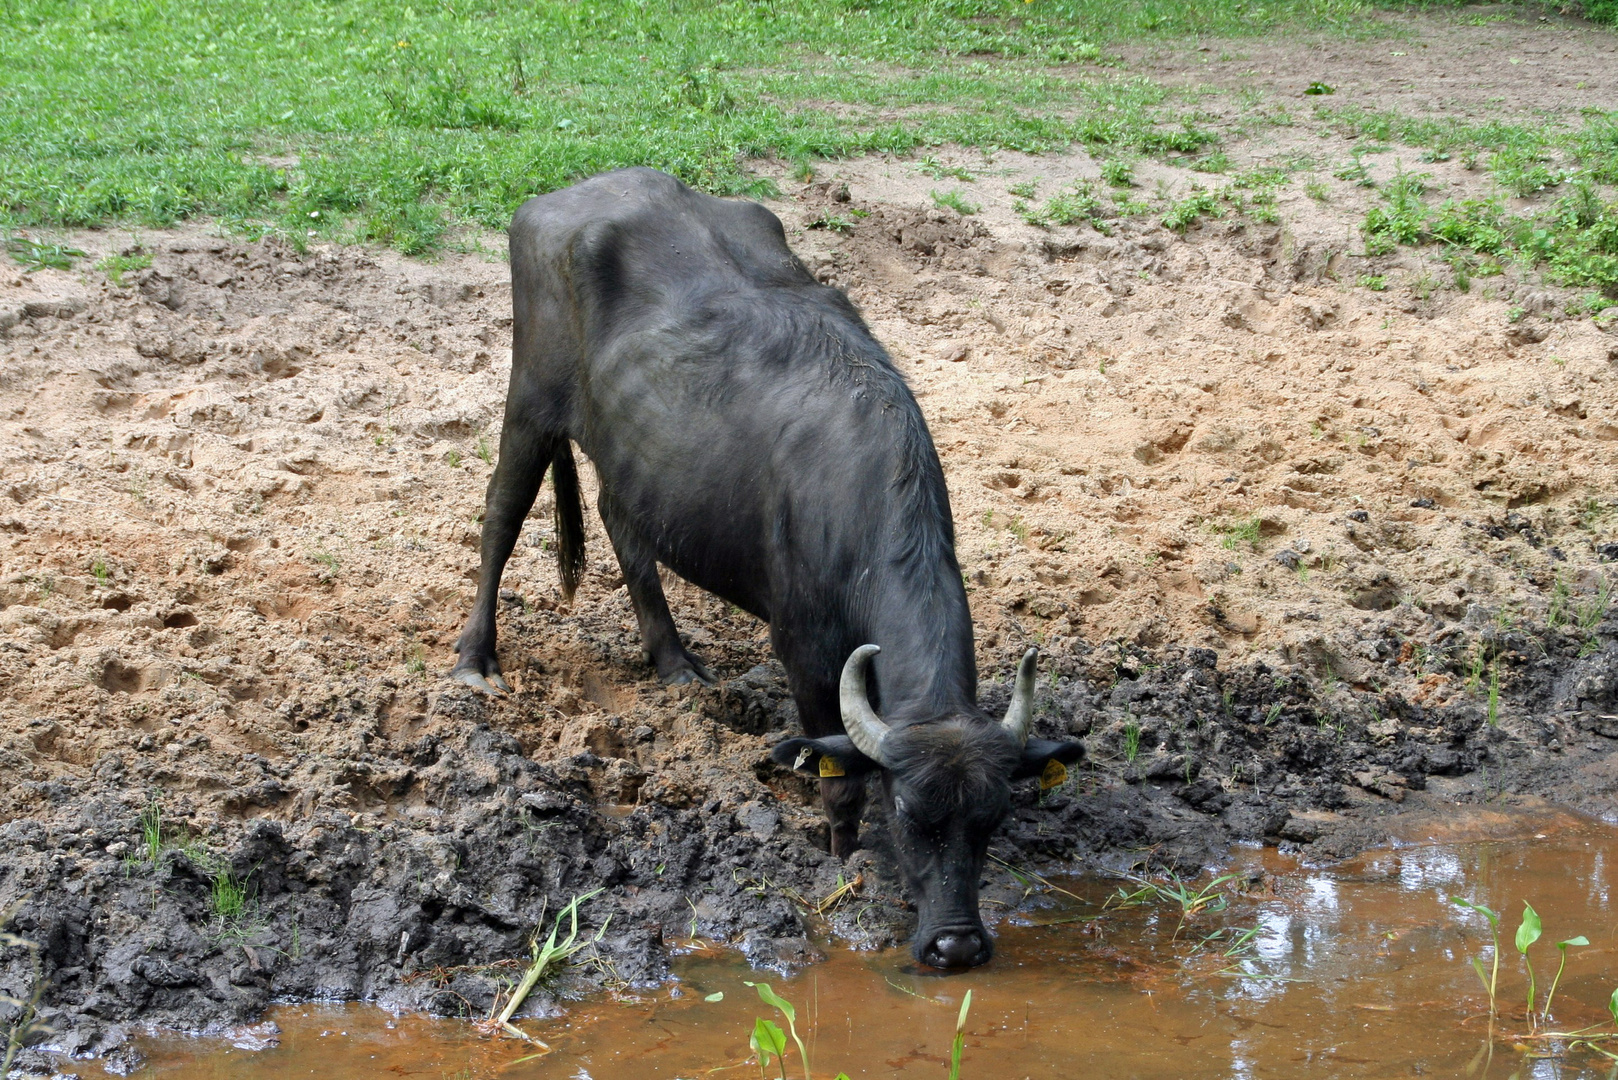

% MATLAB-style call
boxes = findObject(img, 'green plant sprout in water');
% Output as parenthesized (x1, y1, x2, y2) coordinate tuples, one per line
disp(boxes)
(495, 891, 609, 1053)
(1453, 896, 1618, 1065)
(745, 981, 966, 1080)
(1515, 903, 1540, 1028)
(747, 982, 813, 1080)
(1450, 896, 1502, 1025)
(949, 990, 973, 1080)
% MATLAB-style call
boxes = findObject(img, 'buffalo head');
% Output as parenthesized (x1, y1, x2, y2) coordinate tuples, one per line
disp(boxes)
(772, 645, 1085, 969)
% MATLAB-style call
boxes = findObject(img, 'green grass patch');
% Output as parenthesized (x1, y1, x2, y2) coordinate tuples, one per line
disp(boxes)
(0, 0, 1468, 253)
(1330, 103, 1618, 299)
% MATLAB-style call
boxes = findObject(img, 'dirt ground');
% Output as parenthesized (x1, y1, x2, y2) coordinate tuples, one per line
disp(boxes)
(2, 8, 1617, 1072)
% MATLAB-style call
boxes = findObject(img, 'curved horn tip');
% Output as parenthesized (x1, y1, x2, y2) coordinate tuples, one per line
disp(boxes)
(1001, 648, 1038, 747)
(839, 644, 891, 766)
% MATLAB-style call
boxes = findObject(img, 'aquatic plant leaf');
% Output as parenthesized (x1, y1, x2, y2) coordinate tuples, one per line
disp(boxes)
(949, 989, 973, 1080)
(704, 992, 724, 1002)
(751, 1017, 785, 1065)
(1450, 896, 1499, 928)
(1609, 988, 1618, 1027)
(1515, 904, 1542, 953)
(1559, 936, 1590, 948)
(748, 982, 797, 1026)
(1470, 957, 1490, 994)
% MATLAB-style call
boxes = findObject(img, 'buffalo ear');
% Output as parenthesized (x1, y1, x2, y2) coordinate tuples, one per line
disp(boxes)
(1012, 737, 1087, 781)
(770, 735, 882, 779)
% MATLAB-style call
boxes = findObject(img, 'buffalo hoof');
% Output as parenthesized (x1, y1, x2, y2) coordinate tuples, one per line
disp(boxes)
(657, 650, 717, 687)
(450, 660, 510, 696)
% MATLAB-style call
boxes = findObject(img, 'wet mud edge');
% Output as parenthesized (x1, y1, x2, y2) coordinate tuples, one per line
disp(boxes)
(3, 625, 1618, 1074)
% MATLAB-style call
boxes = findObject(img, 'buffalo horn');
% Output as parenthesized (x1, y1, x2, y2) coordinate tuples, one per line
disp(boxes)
(839, 644, 891, 767)
(1001, 648, 1039, 748)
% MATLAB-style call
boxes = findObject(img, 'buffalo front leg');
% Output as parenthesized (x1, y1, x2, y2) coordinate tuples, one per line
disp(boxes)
(452, 427, 556, 694)
(820, 775, 867, 858)
(599, 495, 715, 686)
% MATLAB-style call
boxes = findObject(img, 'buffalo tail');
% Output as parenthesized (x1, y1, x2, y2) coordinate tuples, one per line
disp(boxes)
(551, 440, 586, 601)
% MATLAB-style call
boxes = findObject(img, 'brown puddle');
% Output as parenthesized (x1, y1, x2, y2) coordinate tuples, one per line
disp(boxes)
(99, 807, 1618, 1079)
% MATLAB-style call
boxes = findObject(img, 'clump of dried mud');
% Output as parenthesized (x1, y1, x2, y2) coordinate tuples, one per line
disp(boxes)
(4, 62, 1618, 1072)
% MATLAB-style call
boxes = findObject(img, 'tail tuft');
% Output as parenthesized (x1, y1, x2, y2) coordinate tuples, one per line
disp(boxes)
(550, 441, 585, 601)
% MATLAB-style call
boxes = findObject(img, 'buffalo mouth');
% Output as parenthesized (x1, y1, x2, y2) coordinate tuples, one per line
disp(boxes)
(916, 925, 993, 969)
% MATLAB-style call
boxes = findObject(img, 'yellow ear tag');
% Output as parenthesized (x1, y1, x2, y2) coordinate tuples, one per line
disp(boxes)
(1040, 758, 1068, 791)
(819, 756, 846, 778)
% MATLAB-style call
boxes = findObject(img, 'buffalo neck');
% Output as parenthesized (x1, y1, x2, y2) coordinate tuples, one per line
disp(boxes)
(860, 540, 979, 724)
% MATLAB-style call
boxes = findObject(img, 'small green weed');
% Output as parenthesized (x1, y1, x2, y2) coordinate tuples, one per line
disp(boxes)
(476, 435, 493, 465)
(807, 212, 855, 233)
(1114, 871, 1239, 940)
(97, 251, 152, 286)
(1122, 717, 1141, 763)
(930, 189, 979, 216)
(310, 547, 340, 579)
(1100, 158, 1134, 188)
(1007, 179, 1039, 200)
(1215, 516, 1263, 551)
(210, 866, 249, 925)
(1547, 573, 1570, 629)
(1161, 188, 1221, 233)
(1112, 192, 1153, 217)
(1576, 574, 1612, 636)
(5, 235, 85, 273)
(91, 559, 109, 584)
(1021, 180, 1109, 232)
(1333, 152, 1374, 187)
(918, 155, 973, 182)
(139, 801, 162, 864)
(445, 449, 463, 469)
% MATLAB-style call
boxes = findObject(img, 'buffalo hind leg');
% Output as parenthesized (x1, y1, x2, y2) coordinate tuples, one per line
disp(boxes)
(820, 775, 866, 858)
(599, 496, 716, 686)
(452, 424, 555, 694)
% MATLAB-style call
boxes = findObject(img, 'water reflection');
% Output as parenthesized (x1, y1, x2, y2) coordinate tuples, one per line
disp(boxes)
(110, 807, 1618, 1080)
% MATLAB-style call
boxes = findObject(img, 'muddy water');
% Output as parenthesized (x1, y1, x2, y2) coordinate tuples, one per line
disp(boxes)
(118, 807, 1618, 1079)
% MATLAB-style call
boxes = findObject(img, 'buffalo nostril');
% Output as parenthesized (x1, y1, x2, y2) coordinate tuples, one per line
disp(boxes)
(928, 932, 985, 968)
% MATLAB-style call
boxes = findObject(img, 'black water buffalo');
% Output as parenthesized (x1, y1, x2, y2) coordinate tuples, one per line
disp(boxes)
(453, 167, 1084, 968)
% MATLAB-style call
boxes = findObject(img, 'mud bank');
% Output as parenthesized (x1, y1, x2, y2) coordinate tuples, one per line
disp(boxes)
(3, 623, 1617, 1073)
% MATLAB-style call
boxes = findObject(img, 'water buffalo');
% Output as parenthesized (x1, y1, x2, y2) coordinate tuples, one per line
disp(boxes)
(453, 167, 1085, 968)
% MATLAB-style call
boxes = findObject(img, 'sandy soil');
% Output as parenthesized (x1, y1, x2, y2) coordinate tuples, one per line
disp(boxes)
(1, 8, 1616, 1070)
